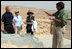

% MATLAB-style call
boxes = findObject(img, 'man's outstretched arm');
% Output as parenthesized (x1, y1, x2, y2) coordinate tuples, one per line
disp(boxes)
(43, 11, 53, 16)
(44, 10, 63, 23)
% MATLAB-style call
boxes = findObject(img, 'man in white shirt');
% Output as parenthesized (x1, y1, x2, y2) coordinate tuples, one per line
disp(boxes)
(14, 11, 23, 34)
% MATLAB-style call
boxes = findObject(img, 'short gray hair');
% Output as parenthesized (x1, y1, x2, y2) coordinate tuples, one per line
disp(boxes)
(5, 6, 9, 10)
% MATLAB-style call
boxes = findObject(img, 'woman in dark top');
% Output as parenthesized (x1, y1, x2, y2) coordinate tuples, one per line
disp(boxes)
(26, 11, 35, 35)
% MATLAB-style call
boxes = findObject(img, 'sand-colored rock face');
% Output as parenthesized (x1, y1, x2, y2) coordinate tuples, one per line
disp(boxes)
(1, 5, 51, 35)
(1, 5, 71, 38)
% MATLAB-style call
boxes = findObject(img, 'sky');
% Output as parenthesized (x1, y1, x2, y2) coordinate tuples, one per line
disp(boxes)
(1, 1, 71, 10)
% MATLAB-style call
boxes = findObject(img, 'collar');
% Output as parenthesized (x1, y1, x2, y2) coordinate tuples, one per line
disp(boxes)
(59, 8, 65, 13)
(16, 15, 19, 18)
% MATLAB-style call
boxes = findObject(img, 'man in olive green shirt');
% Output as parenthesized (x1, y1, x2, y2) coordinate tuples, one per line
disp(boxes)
(44, 2, 68, 48)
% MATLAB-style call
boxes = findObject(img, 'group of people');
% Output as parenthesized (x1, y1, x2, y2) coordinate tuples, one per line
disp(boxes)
(1, 2, 68, 48)
(1, 6, 37, 35)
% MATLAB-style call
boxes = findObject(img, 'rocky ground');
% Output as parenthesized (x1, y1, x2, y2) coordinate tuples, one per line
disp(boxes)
(1, 34, 71, 48)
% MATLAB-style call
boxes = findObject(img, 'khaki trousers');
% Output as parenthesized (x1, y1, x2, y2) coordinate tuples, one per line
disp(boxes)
(15, 27, 21, 34)
(52, 26, 66, 48)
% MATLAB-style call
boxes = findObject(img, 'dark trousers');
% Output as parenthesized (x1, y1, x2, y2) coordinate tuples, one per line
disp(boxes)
(26, 25, 34, 35)
(4, 24, 15, 34)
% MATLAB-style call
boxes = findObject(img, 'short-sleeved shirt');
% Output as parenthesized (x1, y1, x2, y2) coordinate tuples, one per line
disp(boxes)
(26, 16, 35, 23)
(14, 15, 23, 27)
(26, 16, 35, 28)
(53, 9, 68, 26)
(2, 12, 14, 25)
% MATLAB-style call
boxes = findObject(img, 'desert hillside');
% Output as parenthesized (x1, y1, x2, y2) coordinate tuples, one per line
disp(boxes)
(1, 5, 71, 48)
(1, 5, 71, 36)
(1, 5, 52, 35)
